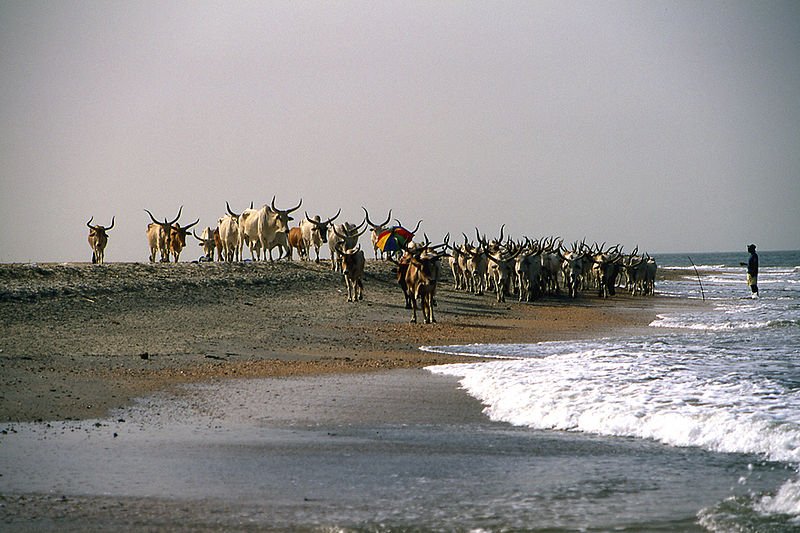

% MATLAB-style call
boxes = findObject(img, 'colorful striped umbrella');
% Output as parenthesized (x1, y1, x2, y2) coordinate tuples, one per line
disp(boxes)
(376, 226, 414, 252)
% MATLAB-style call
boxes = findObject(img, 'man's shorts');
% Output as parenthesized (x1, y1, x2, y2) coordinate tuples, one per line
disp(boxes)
(747, 274, 758, 287)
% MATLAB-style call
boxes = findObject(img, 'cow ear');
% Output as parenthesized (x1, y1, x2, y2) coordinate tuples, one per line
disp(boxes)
(288, 216, 294, 221)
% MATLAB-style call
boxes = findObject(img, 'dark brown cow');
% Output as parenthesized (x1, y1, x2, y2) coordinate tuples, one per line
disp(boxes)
(402, 237, 447, 324)
(87, 216, 114, 264)
(167, 218, 200, 263)
(337, 244, 365, 302)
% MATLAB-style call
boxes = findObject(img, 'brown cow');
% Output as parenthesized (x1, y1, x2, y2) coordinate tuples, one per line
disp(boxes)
(401, 236, 447, 323)
(287, 227, 307, 260)
(338, 244, 365, 302)
(145, 207, 182, 263)
(167, 218, 200, 263)
(332, 225, 365, 301)
(87, 216, 114, 264)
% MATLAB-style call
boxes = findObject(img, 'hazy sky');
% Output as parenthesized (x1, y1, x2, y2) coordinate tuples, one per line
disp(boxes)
(1, 1, 798, 263)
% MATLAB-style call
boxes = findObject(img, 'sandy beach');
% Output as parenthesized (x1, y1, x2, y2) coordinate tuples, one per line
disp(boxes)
(0, 259, 682, 423)
(1, 259, 712, 531)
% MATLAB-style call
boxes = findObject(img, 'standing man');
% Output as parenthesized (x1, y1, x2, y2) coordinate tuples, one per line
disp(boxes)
(740, 244, 759, 298)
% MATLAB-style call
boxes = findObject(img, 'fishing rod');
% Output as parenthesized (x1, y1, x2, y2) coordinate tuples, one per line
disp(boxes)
(687, 256, 705, 301)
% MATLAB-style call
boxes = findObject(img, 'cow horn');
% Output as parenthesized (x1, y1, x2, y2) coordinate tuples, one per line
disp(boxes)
(498, 224, 505, 244)
(409, 219, 422, 236)
(182, 218, 200, 232)
(272, 196, 302, 213)
(287, 198, 302, 214)
(355, 223, 369, 238)
(326, 208, 341, 224)
(167, 206, 183, 226)
(475, 227, 488, 247)
(352, 217, 367, 232)
(106, 216, 114, 231)
(144, 209, 163, 226)
(226, 201, 240, 219)
(362, 207, 392, 229)
(305, 211, 319, 225)
(192, 229, 204, 242)
(87, 217, 95, 229)
(325, 208, 342, 225)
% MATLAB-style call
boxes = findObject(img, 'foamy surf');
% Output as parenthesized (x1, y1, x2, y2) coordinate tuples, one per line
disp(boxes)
(425, 250, 800, 529)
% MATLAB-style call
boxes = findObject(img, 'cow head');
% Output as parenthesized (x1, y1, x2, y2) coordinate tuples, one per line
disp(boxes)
(170, 218, 200, 250)
(305, 208, 341, 243)
(270, 196, 302, 233)
(87, 216, 114, 240)
(363, 207, 392, 235)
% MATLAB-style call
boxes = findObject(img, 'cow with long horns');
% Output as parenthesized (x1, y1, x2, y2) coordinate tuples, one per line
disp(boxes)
(327, 218, 367, 272)
(217, 211, 240, 262)
(301, 209, 341, 263)
(362, 207, 392, 260)
(332, 225, 366, 302)
(229, 198, 301, 261)
(403, 237, 448, 324)
(145, 207, 182, 263)
(87, 216, 114, 264)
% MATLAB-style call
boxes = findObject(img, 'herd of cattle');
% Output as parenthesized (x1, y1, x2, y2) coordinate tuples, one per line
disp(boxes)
(86, 200, 658, 324)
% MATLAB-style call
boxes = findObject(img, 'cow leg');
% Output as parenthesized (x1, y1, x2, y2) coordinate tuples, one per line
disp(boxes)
(425, 294, 436, 324)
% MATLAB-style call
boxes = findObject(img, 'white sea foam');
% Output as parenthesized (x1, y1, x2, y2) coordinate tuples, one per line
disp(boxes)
(427, 344, 800, 465)
(757, 477, 800, 519)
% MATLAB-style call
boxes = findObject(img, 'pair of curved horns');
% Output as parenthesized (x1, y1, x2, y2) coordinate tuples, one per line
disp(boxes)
(145, 206, 182, 227)
(362, 207, 392, 229)
(305, 208, 341, 226)
(271, 196, 302, 214)
(87, 216, 115, 230)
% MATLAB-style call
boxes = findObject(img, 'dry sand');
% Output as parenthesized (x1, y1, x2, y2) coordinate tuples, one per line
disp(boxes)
(0, 259, 688, 423)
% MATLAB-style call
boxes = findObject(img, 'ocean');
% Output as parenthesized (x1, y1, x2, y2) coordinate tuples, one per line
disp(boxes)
(426, 249, 800, 531)
(2, 250, 798, 531)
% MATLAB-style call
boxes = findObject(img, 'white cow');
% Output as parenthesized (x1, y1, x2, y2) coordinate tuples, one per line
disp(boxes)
(301, 209, 340, 262)
(362, 207, 392, 260)
(328, 219, 367, 271)
(217, 213, 240, 262)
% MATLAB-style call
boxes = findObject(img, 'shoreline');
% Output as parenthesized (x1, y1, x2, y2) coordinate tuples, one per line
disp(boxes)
(0, 260, 694, 423)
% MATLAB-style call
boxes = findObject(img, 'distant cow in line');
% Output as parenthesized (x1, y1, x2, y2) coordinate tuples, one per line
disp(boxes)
(287, 227, 307, 260)
(233, 197, 302, 261)
(87, 216, 114, 264)
(301, 209, 341, 263)
(194, 227, 221, 261)
(145, 207, 181, 262)
(217, 212, 240, 262)
(145, 207, 199, 263)
(363, 207, 392, 260)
